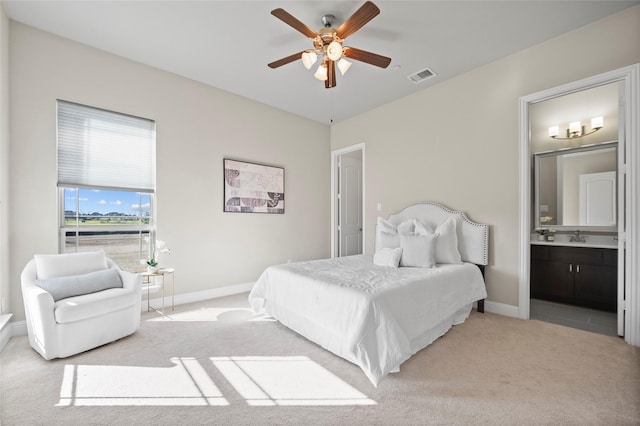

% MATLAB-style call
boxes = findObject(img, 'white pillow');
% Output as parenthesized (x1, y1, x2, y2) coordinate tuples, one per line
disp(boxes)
(34, 250, 108, 280)
(397, 218, 416, 235)
(415, 217, 462, 264)
(376, 217, 400, 250)
(377, 216, 396, 234)
(373, 247, 403, 268)
(399, 233, 439, 268)
(377, 231, 400, 250)
(434, 217, 463, 264)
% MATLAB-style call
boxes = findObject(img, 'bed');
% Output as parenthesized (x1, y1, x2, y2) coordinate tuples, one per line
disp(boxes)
(249, 202, 488, 386)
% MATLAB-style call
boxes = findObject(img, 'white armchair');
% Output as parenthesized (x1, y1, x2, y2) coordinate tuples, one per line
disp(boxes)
(21, 251, 141, 360)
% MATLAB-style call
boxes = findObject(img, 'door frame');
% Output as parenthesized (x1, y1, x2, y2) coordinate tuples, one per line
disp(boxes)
(518, 64, 640, 346)
(331, 143, 365, 258)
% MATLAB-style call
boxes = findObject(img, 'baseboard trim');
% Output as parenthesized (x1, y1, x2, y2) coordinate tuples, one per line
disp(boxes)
(0, 313, 15, 350)
(484, 300, 519, 318)
(143, 281, 254, 312)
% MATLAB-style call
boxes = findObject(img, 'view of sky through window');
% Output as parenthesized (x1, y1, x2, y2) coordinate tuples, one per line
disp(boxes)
(64, 188, 150, 217)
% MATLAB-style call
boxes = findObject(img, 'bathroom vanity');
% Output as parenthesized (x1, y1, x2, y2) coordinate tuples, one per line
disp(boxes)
(531, 141, 619, 312)
(530, 241, 617, 311)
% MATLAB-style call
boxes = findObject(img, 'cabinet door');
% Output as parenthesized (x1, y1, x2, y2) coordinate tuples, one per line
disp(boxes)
(531, 260, 573, 299)
(574, 264, 617, 311)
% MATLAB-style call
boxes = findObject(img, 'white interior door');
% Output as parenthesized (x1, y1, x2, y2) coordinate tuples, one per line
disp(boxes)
(579, 171, 616, 226)
(338, 151, 363, 256)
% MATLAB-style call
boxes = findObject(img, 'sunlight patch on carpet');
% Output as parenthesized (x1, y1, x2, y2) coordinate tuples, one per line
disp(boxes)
(211, 356, 377, 406)
(146, 307, 275, 322)
(57, 357, 228, 406)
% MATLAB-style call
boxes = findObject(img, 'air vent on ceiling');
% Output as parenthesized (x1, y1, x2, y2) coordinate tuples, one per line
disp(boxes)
(408, 68, 436, 84)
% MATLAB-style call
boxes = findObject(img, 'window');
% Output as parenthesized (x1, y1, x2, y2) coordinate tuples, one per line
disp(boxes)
(57, 100, 155, 272)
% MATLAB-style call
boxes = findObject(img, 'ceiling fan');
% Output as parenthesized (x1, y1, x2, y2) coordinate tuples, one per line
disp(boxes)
(268, 1, 391, 89)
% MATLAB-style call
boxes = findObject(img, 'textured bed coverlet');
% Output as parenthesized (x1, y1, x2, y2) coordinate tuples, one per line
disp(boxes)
(249, 255, 486, 386)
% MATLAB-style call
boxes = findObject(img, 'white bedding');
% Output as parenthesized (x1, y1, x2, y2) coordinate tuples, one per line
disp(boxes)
(248, 254, 487, 386)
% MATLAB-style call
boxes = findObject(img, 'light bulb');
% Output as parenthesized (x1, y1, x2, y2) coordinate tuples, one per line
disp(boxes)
(326, 41, 343, 61)
(337, 58, 352, 75)
(548, 126, 559, 138)
(301, 51, 317, 70)
(314, 63, 328, 81)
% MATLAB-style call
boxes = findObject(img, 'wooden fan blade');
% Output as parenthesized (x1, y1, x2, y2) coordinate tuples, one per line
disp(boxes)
(336, 1, 380, 40)
(268, 51, 305, 69)
(343, 46, 391, 68)
(271, 8, 317, 39)
(325, 61, 336, 88)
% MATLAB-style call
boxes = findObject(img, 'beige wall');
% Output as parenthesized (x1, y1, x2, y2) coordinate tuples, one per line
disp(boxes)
(0, 6, 9, 315)
(8, 22, 331, 321)
(330, 5, 640, 307)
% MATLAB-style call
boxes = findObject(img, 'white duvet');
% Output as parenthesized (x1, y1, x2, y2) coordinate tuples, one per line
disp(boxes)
(248, 254, 487, 386)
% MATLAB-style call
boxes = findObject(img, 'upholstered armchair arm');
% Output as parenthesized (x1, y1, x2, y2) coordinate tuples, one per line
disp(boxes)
(20, 260, 58, 359)
(119, 270, 141, 294)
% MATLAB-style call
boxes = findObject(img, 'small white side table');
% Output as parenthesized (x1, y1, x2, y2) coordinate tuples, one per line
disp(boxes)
(140, 268, 175, 315)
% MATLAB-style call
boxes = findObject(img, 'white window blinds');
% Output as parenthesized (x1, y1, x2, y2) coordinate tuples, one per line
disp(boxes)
(57, 100, 155, 192)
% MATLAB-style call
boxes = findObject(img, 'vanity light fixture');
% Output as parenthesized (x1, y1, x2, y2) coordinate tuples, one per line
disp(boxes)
(549, 116, 604, 140)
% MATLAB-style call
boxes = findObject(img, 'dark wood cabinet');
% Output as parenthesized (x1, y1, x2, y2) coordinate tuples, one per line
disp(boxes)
(530, 245, 617, 311)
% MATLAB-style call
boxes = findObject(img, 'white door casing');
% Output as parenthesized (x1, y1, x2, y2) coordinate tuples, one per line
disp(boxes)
(338, 152, 363, 256)
(519, 64, 640, 346)
(331, 143, 365, 258)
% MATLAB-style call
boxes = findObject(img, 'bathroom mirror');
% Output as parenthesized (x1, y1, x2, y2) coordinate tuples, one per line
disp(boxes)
(534, 141, 617, 230)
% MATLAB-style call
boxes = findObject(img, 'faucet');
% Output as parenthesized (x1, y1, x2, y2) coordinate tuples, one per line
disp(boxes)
(569, 230, 586, 243)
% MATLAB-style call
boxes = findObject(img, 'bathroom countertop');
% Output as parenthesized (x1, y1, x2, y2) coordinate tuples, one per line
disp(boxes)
(530, 235, 618, 249)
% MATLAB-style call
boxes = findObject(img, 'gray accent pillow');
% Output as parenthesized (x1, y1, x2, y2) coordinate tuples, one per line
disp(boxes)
(35, 268, 123, 302)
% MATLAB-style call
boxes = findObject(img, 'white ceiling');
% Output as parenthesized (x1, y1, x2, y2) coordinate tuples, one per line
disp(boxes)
(2, 0, 638, 125)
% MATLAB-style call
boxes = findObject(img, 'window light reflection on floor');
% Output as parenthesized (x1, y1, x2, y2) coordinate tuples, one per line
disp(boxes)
(211, 356, 376, 406)
(57, 357, 228, 407)
(55, 356, 376, 407)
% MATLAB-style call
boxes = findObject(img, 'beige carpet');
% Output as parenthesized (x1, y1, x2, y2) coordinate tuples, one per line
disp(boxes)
(1, 293, 639, 425)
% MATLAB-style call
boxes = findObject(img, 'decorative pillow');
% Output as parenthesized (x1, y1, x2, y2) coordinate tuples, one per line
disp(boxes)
(376, 217, 400, 250)
(377, 231, 400, 250)
(399, 233, 439, 268)
(397, 218, 416, 235)
(35, 268, 123, 302)
(414, 220, 432, 235)
(373, 247, 403, 268)
(377, 216, 397, 234)
(34, 250, 108, 280)
(433, 217, 463, 264)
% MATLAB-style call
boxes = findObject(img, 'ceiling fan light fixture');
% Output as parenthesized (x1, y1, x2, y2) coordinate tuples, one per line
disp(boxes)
(337, 58, 352, 75)
(301, 51, 318, 69)
(326, 40, 343, 61)
(314, 63, 328, 81)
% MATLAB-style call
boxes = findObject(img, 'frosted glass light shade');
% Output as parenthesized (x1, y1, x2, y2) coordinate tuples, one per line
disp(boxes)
(337, 58, 352, 75)
(301, 51, 317, 70)
(326, 41, 343, 61)
(569, 121, 582, 134)
(591, 116, 604, 129)
(548, 126, 560, 138)
(314, 63, 328, 81)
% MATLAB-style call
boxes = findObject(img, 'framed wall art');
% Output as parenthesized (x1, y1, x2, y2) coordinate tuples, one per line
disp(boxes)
(223, 159, 285, 214)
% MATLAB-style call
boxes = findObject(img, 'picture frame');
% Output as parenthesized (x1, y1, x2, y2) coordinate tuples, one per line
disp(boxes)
(223, 159, 285, 214)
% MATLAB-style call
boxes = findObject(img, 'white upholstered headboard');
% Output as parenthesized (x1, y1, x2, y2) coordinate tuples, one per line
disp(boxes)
(384, 202, 489, 266)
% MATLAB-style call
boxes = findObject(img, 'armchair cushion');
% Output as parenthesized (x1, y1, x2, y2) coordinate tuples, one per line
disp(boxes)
(34, 250, 107, 279)
(54, 286, 136, 324)
(35, 268, 123, 302)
